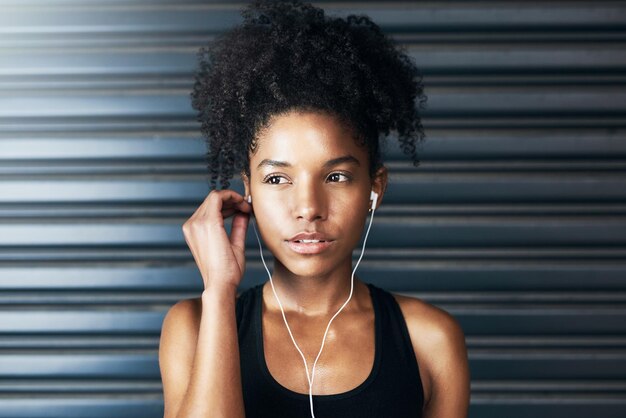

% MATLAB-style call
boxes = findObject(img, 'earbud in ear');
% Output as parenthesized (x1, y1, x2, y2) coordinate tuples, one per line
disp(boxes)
(370, 190, 378, 211)
(247, 195, 252, 204)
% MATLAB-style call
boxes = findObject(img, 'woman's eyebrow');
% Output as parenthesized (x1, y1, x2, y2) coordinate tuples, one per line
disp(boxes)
(256, 155, 361, 170)
(323, 155, 361, 169)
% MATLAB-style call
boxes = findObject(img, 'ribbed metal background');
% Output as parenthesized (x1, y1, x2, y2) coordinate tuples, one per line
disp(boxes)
(1, 1, 625, 417)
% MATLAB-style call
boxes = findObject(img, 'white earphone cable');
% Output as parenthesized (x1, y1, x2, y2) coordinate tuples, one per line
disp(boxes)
(248, 197, 377, 418)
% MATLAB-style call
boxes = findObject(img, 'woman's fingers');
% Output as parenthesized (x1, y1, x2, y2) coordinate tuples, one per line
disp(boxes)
(229, 212, 250, 251)
(221, 203, 251, 219)
(221, 195, 252, 216)
(205, 190, 251, 221)
(181, 188, 254, 290)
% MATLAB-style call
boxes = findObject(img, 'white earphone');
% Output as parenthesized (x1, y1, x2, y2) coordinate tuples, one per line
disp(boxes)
(370, 189, 378, 210)
(247, 190, 378, 418)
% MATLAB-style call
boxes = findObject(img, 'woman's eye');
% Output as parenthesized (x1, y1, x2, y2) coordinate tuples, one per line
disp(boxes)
(264, 175, 288, 185)
(328, 173, 350, 182)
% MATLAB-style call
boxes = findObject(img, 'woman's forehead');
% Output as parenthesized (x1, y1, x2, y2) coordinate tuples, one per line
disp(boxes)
(251, 110, 367, 164)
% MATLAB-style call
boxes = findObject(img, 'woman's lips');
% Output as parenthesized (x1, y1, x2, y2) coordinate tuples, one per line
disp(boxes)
(285, 240, 334, 254)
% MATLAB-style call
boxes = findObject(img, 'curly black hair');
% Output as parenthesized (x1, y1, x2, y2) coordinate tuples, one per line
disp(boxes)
(191, 0, 427, 190)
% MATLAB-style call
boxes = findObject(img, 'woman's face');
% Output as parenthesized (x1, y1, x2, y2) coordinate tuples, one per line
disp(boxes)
(242, 110, 387, 279)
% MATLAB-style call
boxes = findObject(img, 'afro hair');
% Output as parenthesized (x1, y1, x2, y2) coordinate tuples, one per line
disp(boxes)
(191, 0, 427, 190)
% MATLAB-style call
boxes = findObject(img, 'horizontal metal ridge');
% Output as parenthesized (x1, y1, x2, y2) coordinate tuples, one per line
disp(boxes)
(2, 248, 626, 265)
(1, 175, 626, 203)
(0, 340, 624, 352)
(2, 88, 626, 117)
(469, 350, 626, 359)
(3, 32, 626, 50)
(0, 336, 159, 349)
(2, 46, 626, 79)
(3, 116, 625, 133)
(0, 118, 197, 133)
(0, 290, 624, 307)
(470, 393, 626, 402)
(0, 351, 623, 380)
(2, 159, 626, 176)
(1, 218, 625, 248)
(1, 2, 625, 31)
(0, 334, 624, 350)
(2, 203, 626, 219)
(0, 291, 195, 306)
(472, 380, 626, 392)
(0, 353, 160, 378)
(0, 307, 624, 333)
(397, 291, 626, 303)
(467, 336, 626, 348)
(1, 260, 625, 293)
(0, 395, 621, 418)
(0, 397, 164, 418)
(0, 380, 161, 394)
(2, 129, 625, 159)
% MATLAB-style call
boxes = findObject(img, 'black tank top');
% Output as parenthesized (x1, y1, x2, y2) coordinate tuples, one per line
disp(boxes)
(235, 282, 424, 417)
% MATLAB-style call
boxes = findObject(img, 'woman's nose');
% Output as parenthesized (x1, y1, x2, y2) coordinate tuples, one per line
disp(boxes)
(293, 182, 327, 222)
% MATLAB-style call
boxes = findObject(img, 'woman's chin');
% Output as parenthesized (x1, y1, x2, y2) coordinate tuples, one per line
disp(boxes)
(278, 258, 347, 281)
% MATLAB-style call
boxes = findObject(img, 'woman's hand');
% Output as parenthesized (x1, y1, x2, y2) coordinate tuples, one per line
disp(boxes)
(182, 189, 252, 292)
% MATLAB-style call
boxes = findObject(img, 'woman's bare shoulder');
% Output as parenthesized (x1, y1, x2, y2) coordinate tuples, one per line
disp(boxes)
(163, 297, 202, 328)
(390, 291, 469, 410)
(160, 297, 204, 357)
(391, 292, 465, 347)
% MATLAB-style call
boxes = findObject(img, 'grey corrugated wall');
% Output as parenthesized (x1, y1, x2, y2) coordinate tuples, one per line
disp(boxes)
(1, 1, 625, 417)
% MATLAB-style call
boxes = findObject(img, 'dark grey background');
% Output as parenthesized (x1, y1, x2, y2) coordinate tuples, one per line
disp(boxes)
(0, 1, 625, 417)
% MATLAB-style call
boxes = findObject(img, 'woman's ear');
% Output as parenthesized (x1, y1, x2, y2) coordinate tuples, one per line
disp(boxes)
(371, 166, 388, 211)
(240, 170, 250, 198)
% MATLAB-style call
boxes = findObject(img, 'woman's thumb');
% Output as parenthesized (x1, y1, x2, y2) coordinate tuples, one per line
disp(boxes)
(229, 212, 250, 250)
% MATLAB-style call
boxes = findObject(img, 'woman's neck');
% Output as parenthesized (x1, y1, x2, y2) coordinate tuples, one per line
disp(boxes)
(263, 259, 366, 317)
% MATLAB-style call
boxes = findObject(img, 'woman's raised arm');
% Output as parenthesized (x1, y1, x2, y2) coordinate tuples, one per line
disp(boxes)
(159, 190, 252, 418)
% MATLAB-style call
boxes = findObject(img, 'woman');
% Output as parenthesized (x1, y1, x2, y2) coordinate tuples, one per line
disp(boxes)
(159, 1, 470, 417)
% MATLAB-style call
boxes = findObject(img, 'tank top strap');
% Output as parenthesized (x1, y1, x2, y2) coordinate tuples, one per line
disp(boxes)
(236, 283, 261, 337)
(366, 282, 425, 408)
